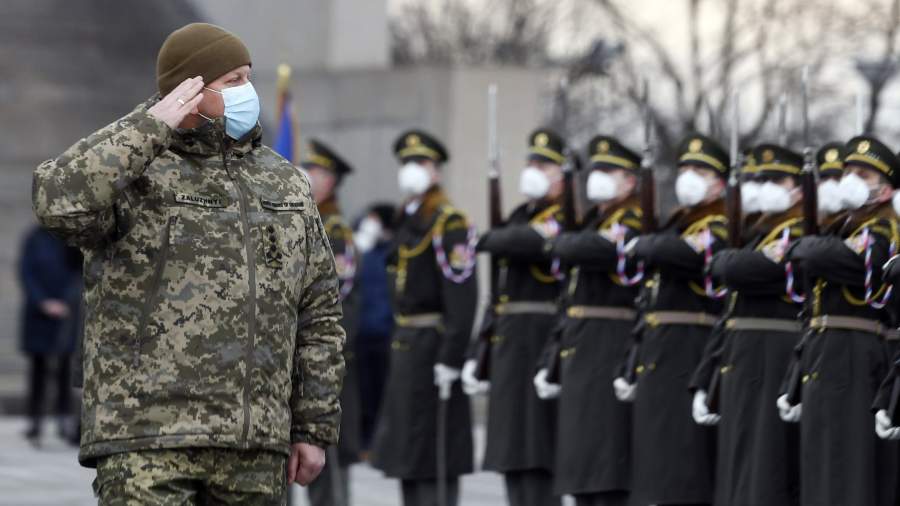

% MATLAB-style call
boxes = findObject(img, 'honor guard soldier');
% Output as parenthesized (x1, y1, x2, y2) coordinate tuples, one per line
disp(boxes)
(783, 135, 899, 506)
(302, 140, 360, 506)
(464, 128, 567, 506)
(536, 135, 643, 506)
(614, 133, 730, 506)
(695, 144, 806, 506)
(371, 130, 478, 506)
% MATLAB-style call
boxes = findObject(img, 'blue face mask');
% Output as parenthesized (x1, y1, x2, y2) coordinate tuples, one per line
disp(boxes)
(204, 81, 260, 140)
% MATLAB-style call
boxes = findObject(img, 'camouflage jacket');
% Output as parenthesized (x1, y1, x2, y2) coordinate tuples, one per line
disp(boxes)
(32, 98, 345, 466)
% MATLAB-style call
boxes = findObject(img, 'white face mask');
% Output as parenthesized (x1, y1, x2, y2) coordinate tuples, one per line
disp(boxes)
(675, 169, 709, 207)
(757, 181, 793, 213)
(354, 217, 383, 253)
(818, 179, 844, 214)
(586, 170, 618, 203)
(519, 167, 551, 200)
(398, 162, 431, 197)
(838, 172, 872, 210)
(741, 181, 762, 214)
(893, 191, 900, 217)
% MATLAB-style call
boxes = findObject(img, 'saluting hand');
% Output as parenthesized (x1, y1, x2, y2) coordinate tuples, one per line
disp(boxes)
(147, 76, 205, 129)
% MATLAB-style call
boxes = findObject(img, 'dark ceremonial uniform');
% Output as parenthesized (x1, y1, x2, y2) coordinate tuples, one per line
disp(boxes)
(786, 136, 899, 506)
(302, 140, 360, 506)
(698, 145, 807, 506)
(543, 136, 644, 506)
(476, 129, 569, 506)
(371, 131, 478, 506)
(626, 134, 730, 505)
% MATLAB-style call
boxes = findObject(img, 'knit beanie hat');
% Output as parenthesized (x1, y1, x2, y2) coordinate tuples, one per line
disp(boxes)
(156, 23, 251, 96)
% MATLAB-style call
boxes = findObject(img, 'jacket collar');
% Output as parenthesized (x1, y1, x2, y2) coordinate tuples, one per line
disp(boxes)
(663, 197, 726, 231)
(317, 197, 341, 217)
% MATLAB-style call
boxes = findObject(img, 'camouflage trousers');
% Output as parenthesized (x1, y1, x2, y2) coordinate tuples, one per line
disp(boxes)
(93, 448, 288, 505)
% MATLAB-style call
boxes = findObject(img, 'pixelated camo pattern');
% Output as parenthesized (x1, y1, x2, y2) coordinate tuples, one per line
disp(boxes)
(32, 97, 345, 466)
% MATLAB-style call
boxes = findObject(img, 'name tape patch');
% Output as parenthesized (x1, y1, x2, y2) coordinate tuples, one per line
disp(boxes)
(260, 199, 305, 212)
(175, 193, 226, 208)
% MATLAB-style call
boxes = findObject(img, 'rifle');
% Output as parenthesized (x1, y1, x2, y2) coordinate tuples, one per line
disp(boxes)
(544, 148, 577, 385)
(638, 79, 657, 234)
(474, 84, 500, 381)
(786, 66, 818, 405)
(726, 90, 743, 249)
(777, 92, 788, 146)
(707, 91, 743, 412)
(800, 68, 819, 237)
(621, 80, 655, 385)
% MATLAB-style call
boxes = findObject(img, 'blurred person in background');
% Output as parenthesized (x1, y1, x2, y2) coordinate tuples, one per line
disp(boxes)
(17, 224, 83, 447)
(301, 139, 360, 506)
(353, 202, 397, 455)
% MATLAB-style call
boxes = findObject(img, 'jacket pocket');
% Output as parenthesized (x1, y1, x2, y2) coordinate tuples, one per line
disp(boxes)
(133, 215, 176, 368)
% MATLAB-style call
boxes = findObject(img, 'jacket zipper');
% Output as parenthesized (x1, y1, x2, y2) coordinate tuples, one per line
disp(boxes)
(223, 145, 258, 443)
(134, 215, 176, 368)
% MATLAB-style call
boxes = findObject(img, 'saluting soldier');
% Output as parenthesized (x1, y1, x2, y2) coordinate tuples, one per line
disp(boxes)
(535, 135, 643, 506)
(301, 140, 360, 506)
(695, 144, 806, 506)
(371, 130, 478, 506)
(783, 135, 899, 506)
(614, 133, 730, 506)
(463, 128, 567, 506)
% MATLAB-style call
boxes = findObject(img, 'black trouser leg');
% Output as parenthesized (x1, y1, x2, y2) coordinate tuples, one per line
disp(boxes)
(55, 353, 72, 416)
(26, 355, 48, 434)
(573, 491, 629, 506)
(358, 335, 389, 449)
(504, 470, 561, 506)
(400, 478, 459, 506)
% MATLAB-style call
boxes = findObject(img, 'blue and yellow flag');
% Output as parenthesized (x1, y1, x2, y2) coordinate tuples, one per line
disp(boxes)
(273, 64, 297, 162)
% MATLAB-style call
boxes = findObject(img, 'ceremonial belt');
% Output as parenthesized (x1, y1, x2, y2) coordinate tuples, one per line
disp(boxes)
(725, 317, 802, 333)
(644, 311, 718, 328)
(495, 301, 557, 316)
(395, 313, 443, 328)
(567, 305, 636, 321)
(808, 315, 895, 339)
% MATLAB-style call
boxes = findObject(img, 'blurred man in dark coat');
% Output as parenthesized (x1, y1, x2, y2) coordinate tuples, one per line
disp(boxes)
(18, 224, 83, 445)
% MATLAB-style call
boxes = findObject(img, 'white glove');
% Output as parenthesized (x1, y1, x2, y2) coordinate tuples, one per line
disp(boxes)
(461, 359, 490, 396)
(776, 394, 802, 423)
(533, 368, 561, 400)
(875, 409, 900, 440)
(692, 390, 721, 426)
(434, 363, 461, 400)
(613, 377, 637, 402)
(624, 237, 640, 255)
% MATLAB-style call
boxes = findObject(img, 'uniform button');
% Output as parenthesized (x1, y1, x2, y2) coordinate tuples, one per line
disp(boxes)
(269, 234, 277, 242)
(267, 225, 275, 233)
(269, 245, 277, 252)
(276, 252, 283, 259)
